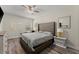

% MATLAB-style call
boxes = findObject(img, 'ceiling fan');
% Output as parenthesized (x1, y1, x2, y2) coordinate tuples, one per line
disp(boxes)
(23, 5, 40, 14)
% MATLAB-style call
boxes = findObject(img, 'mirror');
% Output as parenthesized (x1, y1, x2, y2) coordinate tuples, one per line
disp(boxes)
(58, 16, 71, 29)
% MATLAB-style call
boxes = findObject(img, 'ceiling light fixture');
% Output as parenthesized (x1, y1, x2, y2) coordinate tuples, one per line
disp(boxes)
(23, 5, 40, 14)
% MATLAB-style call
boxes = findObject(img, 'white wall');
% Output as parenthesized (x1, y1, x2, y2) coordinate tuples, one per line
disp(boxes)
(67, 6, 79, 50)
(33, 6, 79, 50)
(33, 5, 72, 31)
(1, 13, 33, 33)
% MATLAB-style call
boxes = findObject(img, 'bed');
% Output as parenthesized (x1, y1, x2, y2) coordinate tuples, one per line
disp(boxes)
(20, 22, 56, 53)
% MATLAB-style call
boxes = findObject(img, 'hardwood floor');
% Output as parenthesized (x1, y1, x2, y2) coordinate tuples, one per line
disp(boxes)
(0, 37, 79, 54)
(41, 45, 79, 54)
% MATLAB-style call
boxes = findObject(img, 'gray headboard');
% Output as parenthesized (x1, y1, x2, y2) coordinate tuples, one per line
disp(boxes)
(38, 22, 56, 36)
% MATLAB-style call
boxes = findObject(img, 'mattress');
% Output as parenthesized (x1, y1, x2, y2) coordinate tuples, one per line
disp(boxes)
(21, 32, 53, 51)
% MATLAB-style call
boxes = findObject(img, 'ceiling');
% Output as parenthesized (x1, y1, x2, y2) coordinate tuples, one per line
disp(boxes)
(1, 5, 72, 18)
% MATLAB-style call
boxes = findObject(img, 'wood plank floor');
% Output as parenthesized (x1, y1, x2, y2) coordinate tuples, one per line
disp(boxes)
(41, 45, 79, 54)
(0, 37, 79, 54)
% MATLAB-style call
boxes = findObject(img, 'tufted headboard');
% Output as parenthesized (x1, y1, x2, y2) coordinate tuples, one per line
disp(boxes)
(38, 22, 56, 36)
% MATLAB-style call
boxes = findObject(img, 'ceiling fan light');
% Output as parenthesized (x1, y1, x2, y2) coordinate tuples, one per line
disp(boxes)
(23, 5, 40, 14)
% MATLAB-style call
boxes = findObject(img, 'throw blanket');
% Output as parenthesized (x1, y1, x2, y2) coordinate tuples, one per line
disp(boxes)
(21, 32, 53, 51)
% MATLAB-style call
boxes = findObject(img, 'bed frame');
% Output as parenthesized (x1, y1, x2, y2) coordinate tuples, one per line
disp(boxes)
(20, 22, 56, 54)
(20, 38, 54, 54)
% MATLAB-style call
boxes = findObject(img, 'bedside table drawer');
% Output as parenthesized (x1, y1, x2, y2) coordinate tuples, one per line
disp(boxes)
(54, 36, 67, 48)
(54, 40, 66, 45)
(54, 39, 66, 43)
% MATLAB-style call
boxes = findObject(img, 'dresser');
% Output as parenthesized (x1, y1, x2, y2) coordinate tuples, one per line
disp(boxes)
(0, 31, 5, 53)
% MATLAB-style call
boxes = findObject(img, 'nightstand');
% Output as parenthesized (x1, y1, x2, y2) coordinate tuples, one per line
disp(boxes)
(54, 36, 67, 48)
